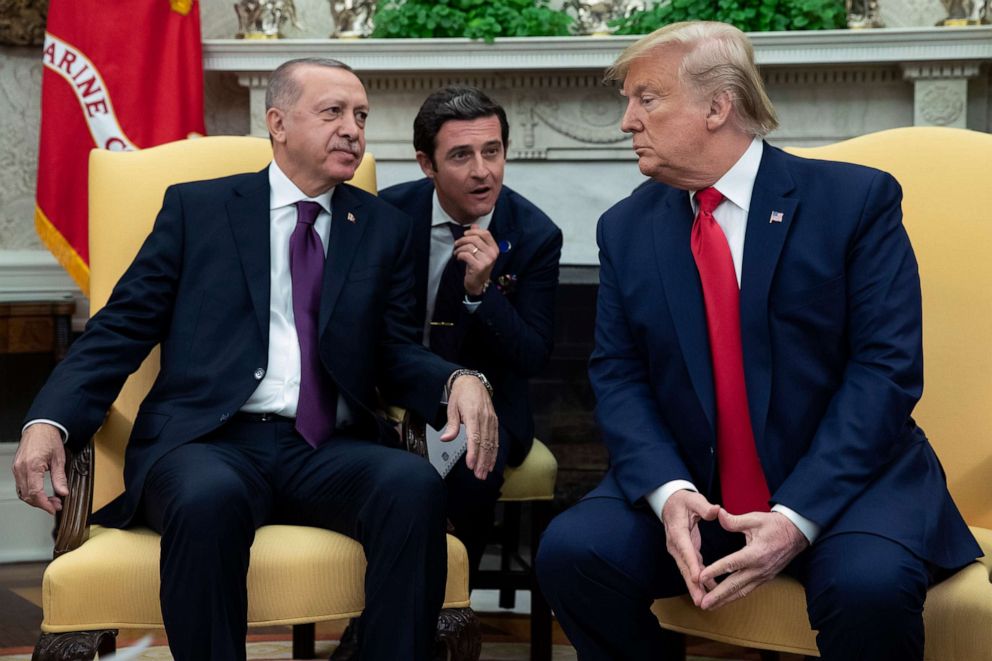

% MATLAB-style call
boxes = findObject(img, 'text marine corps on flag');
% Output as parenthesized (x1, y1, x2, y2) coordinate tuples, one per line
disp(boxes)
(42, 35, 137, 151)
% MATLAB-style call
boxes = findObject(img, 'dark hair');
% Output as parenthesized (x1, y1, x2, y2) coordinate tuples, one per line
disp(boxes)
(412, 86, 509, 165)
(265, 57, 356, 111)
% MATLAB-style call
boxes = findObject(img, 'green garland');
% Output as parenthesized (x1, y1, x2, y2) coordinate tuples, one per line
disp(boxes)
(372, 0, 572, 42)
(371, 0, 846, 42)
(613, 0, 847, 34)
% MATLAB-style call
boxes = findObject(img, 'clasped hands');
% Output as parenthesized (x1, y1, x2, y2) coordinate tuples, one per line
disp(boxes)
(662, 489, 809, 611)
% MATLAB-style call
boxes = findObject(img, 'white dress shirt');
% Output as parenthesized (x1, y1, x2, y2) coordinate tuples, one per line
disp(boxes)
(240, 161, 352, 427)
(644, 138, 820, 544)
(422, 191, 493, 346)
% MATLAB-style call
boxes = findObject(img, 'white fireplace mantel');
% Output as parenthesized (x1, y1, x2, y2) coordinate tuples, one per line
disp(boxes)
(203, 27, 992, 72)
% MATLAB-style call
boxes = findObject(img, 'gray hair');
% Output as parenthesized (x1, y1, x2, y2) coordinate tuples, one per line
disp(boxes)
(265, 57, 356, 111)
(605, 21, 778, 137)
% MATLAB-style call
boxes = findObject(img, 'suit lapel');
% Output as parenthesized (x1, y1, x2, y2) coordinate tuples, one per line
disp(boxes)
(319, 184, 370, 333)
(740, 145, 797, 452)
(227, 169, 271, 343)
(411, 185, 434, 325)
(654, 188, 716, 434)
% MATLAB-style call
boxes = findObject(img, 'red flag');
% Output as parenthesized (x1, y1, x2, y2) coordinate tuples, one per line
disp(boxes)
(35, 0, 205, 295)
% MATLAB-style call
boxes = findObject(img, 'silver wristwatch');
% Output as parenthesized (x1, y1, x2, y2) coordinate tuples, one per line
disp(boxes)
(445, 369, 493, 401)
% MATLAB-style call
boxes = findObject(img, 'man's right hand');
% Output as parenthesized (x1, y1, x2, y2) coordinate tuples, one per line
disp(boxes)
(661, 489, 720, 606)
(12, 423, 69, 515)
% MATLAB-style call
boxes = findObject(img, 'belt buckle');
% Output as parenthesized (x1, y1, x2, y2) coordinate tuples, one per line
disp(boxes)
(259, 412, 275, 422)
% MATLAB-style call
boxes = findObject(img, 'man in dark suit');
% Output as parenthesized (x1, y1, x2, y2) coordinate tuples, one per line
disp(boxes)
(380, 87, 562, 577)
(535, 22, 980, 661)
(12, 58, 498, 661)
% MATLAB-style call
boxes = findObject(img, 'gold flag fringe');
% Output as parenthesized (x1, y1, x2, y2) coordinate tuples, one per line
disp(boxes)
(35, 205, 89, 297)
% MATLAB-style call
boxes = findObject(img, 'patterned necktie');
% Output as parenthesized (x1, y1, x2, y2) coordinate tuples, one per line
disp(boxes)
(290, 200, 336, 448)
(429, 223, 468, 361)
(690, 187, 771, 514)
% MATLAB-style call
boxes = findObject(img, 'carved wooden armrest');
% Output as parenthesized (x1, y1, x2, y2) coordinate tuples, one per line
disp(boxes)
(53, 439, 95, 558)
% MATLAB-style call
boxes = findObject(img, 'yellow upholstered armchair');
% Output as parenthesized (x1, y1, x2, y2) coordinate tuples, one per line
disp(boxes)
(33, 136, 481, 661)
(653, 127, 992, 660)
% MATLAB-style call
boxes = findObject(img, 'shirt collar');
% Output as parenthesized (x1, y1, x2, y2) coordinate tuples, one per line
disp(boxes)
(706, 137, 763, 212)
(268, 160, 334, 215)
(431, 189, 493, 232)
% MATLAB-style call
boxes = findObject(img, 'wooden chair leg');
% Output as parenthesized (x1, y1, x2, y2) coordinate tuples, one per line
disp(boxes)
(437, 607, 482, 661)
(292, 622, 316, 659)
(499, 502, 522, 609)
(529, 500, 553, 661)
(32, 630, 118, 661)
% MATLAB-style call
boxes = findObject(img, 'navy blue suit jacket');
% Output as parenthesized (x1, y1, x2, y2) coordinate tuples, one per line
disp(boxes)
(27, 168, 459, 526)
(380, 179, 562, 467)
(588, 144, 979, 569)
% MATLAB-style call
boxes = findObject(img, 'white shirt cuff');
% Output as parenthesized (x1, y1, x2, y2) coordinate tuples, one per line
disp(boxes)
(771, 504, 820, 544)
(23, 419, 69, 444)
(646, 480, 698, 521)
(462, 297, 482, 313)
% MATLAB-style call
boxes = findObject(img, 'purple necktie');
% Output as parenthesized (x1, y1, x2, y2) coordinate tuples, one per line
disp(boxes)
(290, 200, 336, 448)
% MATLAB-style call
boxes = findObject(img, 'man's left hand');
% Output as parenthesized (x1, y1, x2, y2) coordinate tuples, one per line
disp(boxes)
(454, 226, 499, 296)
(697, 508, 809, 611)
(442, 374, 498, 480)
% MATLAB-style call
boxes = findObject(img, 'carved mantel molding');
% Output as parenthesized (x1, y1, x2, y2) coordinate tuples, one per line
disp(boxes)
(205, 27, 991, 150)
(203, 26, 992, 72)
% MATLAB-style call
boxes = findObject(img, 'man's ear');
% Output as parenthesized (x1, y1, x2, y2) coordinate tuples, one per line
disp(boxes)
(705, 90, 734, 131)
(266, 107, 286, 143)
(415, 151, 436, 179)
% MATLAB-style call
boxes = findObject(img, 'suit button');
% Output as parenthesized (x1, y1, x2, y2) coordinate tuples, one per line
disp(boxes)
(254, 368, 265, 380)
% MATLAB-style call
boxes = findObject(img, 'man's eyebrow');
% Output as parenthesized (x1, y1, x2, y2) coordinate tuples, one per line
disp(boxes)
(444, 144, 472, 157)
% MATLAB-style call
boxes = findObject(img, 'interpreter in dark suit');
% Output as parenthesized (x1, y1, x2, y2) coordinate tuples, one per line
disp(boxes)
(535, 22, 980, 661)
(12, 58, 499, 661)
(380, 87, 562, 577)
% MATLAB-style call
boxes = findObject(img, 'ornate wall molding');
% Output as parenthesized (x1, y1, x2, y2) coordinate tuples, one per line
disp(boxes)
(919, 83, 966, 124)
(763, 66, 903, 85)
(901, 61, 983, 79)
(902, 60, 983, 127)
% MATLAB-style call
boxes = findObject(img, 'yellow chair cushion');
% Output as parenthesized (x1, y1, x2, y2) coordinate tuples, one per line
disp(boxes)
(42, 525, 470, 632)
(499, 439, 557, 502)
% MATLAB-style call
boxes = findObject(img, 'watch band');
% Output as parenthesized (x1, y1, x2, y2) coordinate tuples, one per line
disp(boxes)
(445, 369, 493, 399)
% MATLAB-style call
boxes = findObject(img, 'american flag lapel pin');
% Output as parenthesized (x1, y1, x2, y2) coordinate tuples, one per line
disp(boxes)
(347, 211, 357, 224)
(769, 210, 784, 224)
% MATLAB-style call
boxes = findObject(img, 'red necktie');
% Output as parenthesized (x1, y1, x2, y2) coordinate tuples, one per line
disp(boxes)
(690, 187, 770, 514)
